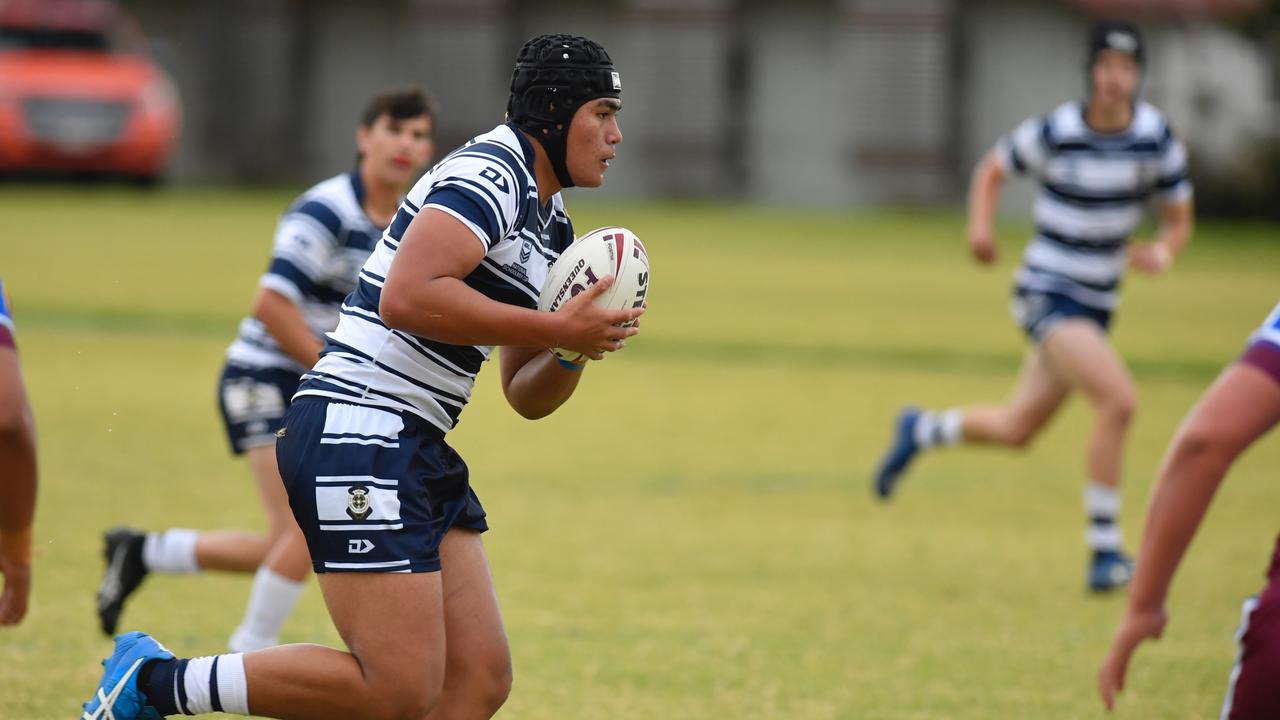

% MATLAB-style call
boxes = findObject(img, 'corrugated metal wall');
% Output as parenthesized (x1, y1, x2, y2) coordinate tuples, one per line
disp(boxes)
(127, 0, 1273, 207)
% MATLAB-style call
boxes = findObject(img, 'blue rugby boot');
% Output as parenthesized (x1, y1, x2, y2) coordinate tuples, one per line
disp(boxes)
(1088, 550, 1134, 593)
(81, 632, 172, 720)
(873, 407, 921, 500)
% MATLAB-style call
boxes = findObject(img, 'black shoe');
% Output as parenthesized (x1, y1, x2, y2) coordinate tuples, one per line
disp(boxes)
(97, 527, 148, 635)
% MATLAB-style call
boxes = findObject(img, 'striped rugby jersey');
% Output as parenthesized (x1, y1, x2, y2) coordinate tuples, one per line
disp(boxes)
(294, 122, 576, 432)
(998, 100, 1192, 310)
(226, 173, 386, 373)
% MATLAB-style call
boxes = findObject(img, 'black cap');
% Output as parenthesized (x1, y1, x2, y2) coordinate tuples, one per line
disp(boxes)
(507, 34, 621, 189)
(1088, 20, 1144, 67)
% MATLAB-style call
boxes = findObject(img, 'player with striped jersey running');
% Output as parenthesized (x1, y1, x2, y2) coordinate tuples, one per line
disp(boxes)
(82, 34, 640, 720)
(94, 89, 436, 649)
(873, 20, 1194, 592)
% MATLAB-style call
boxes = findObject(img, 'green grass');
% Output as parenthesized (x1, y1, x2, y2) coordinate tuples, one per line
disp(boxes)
(0, 187, 1277, 718)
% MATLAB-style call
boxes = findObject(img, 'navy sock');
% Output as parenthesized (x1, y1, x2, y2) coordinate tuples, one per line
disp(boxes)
(141, 657, 190, 716)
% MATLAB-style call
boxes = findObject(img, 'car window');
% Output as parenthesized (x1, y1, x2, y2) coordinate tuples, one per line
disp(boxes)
(0, 26, 109, 52)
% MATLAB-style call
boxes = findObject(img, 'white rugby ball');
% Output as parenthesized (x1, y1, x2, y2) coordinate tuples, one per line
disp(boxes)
(538, 226, 650, 361)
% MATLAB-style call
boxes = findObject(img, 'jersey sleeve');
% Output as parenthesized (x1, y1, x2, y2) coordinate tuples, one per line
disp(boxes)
(420, 152, 522, 252)
(259, 199, 342, 304)
(1154, 126, 1193, 204)
(997, 115, 1049, 179)
(0, 279, 13, 350)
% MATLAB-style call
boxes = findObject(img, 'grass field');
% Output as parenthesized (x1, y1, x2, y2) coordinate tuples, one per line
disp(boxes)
(0, 187, 1277, 719)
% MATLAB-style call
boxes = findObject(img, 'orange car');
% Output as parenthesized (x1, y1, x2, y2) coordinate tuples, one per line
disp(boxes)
(0, 0, 180, 183)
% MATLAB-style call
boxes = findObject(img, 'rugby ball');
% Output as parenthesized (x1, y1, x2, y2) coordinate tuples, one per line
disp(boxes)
(538, 226, 649, 361)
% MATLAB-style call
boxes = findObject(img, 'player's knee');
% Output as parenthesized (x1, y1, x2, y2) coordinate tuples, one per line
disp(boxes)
(1097, 389, 1136, 426)
(477, 663, 513, 715)
(457, 650, 513, 715)
(1000, 420, 1038, 449)
(1003, 425, 1034, 448)
(367, 684, 440, 720)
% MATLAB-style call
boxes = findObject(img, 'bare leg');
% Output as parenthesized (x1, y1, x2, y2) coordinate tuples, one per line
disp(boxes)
(226, 443, 311, 651)
(195, 445, 293, 573)
(243, 572, 447, 720)
(427, 529, 513, 720)
(1039, 321, 1137, 489)
(961, 346, 1071, 448)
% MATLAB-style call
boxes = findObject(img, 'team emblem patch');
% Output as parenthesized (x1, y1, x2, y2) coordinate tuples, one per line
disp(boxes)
(520, 238, 533, 263)
(347, 486, 372, 520)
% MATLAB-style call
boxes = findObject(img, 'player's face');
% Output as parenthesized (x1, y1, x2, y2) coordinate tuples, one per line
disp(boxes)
(357, 114, 435, 187)
(1090, 50, 1140, 107)
(566, 98, 623, 188)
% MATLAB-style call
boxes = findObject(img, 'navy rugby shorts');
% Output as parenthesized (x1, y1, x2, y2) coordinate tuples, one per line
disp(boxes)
(274, 396, 488, 574)
(217, 363, 301, 455)
(1010, 288, 1112, 344)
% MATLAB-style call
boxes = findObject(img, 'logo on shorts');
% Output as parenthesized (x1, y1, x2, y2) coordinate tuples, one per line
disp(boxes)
(347, 486, 372, 520)
(347, 538, 374, 554)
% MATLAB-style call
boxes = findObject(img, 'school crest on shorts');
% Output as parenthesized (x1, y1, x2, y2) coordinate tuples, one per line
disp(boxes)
(347, 486, 372, 520)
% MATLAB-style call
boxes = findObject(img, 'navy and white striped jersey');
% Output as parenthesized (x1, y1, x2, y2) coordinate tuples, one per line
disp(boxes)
(998, 100, 1192, 310)
(295, 122, 575, 432)
(226, 173, 386, 373)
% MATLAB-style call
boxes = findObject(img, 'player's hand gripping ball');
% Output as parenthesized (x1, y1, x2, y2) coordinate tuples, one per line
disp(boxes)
(537, 226, 650, 361)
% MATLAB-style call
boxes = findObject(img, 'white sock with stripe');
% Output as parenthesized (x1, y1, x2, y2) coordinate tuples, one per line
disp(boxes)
(143, 529, 201, 574)
(1084, 482, 1123, 552)
(180, 653, 250, 715)
(912, 408, 965, 450)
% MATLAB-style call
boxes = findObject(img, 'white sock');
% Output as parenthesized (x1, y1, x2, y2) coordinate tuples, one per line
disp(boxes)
(182, 653, 250, 715)
(1084, 482, 1123, 552)
(913, 409, 965, 450)
(228, 567, 305, 652)
(143, 529, 201, 574)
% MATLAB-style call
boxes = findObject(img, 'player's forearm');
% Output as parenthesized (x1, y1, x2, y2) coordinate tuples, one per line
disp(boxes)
(503, 350, 583, 419)
(381, 276, 557, 348)
(1153, 203, 1193, 257)
(253, 289, 323, 368)
(966, 154, 1004, 236)
(1126, 433, 1228, 613)
(0, 351, 36, 558)
(0, 421, 37, 564)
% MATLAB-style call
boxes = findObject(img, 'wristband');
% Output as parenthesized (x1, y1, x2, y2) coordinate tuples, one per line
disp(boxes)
(556, 356, 585, 371)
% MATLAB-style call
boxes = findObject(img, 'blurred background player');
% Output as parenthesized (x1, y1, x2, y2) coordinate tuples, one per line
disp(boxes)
(872, 20, 1195, 592)
(94, 89, 437, 649)
(82, 33, 642, 720)
(1099, 301, 1280, 717)
(0, 279, 37, 626)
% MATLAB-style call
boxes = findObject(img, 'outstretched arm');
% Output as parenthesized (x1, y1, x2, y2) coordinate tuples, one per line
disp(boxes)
(1099, 359, 1280, 709)
(0, 345, 36, 626)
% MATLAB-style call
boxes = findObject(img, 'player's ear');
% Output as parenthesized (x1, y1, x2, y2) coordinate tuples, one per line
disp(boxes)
(355, 124, 371, 157)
